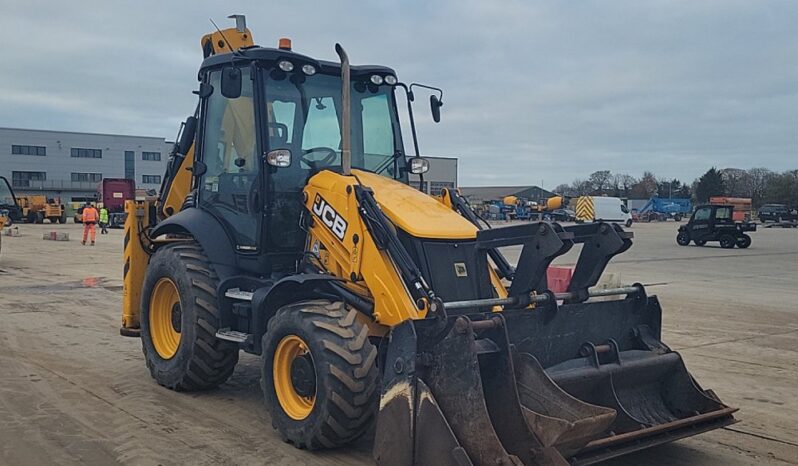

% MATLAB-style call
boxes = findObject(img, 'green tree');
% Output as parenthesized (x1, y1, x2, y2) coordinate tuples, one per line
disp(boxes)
(694, 167, 726, 202)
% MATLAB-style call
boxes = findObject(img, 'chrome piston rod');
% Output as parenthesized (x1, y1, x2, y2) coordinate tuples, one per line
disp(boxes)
(443, 285, 643, 312)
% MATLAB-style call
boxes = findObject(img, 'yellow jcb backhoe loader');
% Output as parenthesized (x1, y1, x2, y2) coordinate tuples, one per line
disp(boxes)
(121, 15, 736, 465)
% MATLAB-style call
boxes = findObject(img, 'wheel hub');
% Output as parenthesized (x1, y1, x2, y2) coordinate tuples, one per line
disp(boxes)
(171, 303, 182, 333)
(290, 353, 316, 397)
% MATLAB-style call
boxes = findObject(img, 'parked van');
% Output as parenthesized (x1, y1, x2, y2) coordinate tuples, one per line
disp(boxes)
(576, 196, 632, 227)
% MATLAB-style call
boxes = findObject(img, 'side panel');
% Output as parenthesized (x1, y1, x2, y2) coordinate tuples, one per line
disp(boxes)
(303, 171, 423, 327)
(576, 196, 595, 222)
(593, 197, 629, 222)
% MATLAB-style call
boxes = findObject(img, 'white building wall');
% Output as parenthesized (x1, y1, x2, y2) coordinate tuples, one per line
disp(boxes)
(409, 156, 458, 195)
(0, 127, 170, 201)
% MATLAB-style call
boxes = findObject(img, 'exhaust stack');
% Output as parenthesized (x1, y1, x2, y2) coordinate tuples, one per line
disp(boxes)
(335, 44, 352, 176)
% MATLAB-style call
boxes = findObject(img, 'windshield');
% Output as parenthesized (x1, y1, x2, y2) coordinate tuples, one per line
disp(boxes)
(263, 70, 406, 180)
(0, 177, 15, 206)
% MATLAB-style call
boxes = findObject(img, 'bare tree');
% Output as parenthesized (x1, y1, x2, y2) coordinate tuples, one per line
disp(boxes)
(745, 168, 774, 206)
(553, 183, 574, 196)
(588, 170, 612, 195)
(570, 178, 594, 196)
(630, 171, 658, 198)
(720, 168, 752, 198)
(612, 173, 637, 198)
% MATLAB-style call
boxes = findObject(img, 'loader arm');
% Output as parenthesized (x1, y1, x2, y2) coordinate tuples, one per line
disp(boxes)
(302, 169, 735, 465)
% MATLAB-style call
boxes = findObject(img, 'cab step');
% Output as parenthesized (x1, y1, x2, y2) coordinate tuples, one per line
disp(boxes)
(215, 328, 252, 344)
(225, 288, 254, 301)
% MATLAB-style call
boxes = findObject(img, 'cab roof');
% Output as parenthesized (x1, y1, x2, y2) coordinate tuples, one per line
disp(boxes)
(199, 46, 396, 79)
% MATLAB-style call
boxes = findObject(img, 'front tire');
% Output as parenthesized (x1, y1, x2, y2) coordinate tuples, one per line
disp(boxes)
(719, 234, 736, 249)
(676, 231, 690, 246)
(736, 234, 752, 248)
(625, 219, 633, 227)
(261, 301, 379, 450)
(140, 242, 239, 390)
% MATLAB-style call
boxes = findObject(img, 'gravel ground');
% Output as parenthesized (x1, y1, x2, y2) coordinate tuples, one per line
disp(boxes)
(0, 221, 795, 465)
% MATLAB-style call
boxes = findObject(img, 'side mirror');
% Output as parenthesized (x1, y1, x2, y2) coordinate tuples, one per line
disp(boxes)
(430, 95, 443, 123)
(265, 149, 292, 167)
(221, 67, 242, 98)
(409, 157, 430, 174)
(191, 160, 207, 177)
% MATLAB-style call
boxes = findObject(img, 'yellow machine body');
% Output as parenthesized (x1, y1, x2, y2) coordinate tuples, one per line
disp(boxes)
(121, 200, 151, 333)
(303, 169, 497, 327)
(120, 17, 736, 466)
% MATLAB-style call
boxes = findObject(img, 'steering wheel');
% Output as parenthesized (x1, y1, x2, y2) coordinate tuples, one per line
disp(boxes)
(301, 147, 338, 171)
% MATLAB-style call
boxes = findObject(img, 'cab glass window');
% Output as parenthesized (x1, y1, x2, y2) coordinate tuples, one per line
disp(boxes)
(694, 207, 711, 221)
(714, 207, 732, 220)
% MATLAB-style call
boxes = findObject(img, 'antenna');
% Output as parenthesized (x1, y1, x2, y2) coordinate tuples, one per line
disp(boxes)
(209, 18, 236, 55)
(227, 14, 246, 32)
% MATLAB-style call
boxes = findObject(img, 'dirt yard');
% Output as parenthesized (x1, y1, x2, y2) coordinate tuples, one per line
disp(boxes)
(0, 221, 796, 465)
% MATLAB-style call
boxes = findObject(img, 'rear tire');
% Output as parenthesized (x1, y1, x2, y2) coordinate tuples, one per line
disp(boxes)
(676, 231, 690, 246)
(261, 301, 379, 450)
(719, 234, 736, 249)
(736, 234, 752, 249)
(140, 242, 239, 390)
(59, 213, 67, 224)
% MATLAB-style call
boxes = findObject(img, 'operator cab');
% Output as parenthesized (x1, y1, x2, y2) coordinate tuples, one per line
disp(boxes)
(189, 39, 433, 275)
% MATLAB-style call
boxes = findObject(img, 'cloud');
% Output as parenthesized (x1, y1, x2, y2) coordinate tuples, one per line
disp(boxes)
(1, 0, 796, 187)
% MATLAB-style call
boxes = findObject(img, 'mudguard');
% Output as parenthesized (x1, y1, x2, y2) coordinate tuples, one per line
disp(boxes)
(149, 207, 238, 278)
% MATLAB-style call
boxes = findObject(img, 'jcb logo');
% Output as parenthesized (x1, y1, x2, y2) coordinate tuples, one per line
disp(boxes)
(312, 194, 348, 241)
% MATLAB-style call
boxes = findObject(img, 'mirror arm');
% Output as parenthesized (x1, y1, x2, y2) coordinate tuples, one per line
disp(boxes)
(409, 83, 443, 104)
(397, 82, 421, 159)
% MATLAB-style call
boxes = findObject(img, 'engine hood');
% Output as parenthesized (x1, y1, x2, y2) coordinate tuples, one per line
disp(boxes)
(352, 170, 477, 240)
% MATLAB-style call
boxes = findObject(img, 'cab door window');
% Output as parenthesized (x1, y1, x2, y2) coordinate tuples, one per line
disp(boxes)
(693, 207, 711, 221)
(199, 67, 260, 249)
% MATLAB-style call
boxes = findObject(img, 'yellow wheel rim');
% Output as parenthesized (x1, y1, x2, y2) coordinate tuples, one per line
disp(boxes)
(273, 335, 316, 420)
(149, 278, 182, 359)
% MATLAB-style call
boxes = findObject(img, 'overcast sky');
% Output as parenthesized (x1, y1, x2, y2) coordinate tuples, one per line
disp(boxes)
(1, 1, 796, 188)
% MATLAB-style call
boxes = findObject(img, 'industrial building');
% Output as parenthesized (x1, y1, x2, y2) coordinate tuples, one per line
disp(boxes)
(0, 127, 171, 203)
(459, 185, 555, 204)
(409, 155, 458, 194)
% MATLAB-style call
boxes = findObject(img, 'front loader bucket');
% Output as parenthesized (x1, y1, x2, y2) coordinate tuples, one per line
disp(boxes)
(374, 292, 736, 466)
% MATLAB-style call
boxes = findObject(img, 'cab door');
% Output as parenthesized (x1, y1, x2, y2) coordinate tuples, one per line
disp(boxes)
(197, 66, 262, 252)
(689, 206, 712, 240)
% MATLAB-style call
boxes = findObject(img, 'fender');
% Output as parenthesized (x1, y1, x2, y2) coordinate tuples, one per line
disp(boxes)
(149, 207, 238, 278)
(248, 274, 347, 353)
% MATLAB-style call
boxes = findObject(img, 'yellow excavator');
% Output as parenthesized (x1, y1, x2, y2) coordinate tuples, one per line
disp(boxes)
(121, 15, 736, 465)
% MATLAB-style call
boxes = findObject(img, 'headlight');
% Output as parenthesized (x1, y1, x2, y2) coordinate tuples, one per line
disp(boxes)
(409, 157, 430, 174)
(278, 60, 294, 72)
(384, 75, 397, 85)
(302, 64, 316, 76)
(266, 149, 292, 167)
(370, 74, 384, 85)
